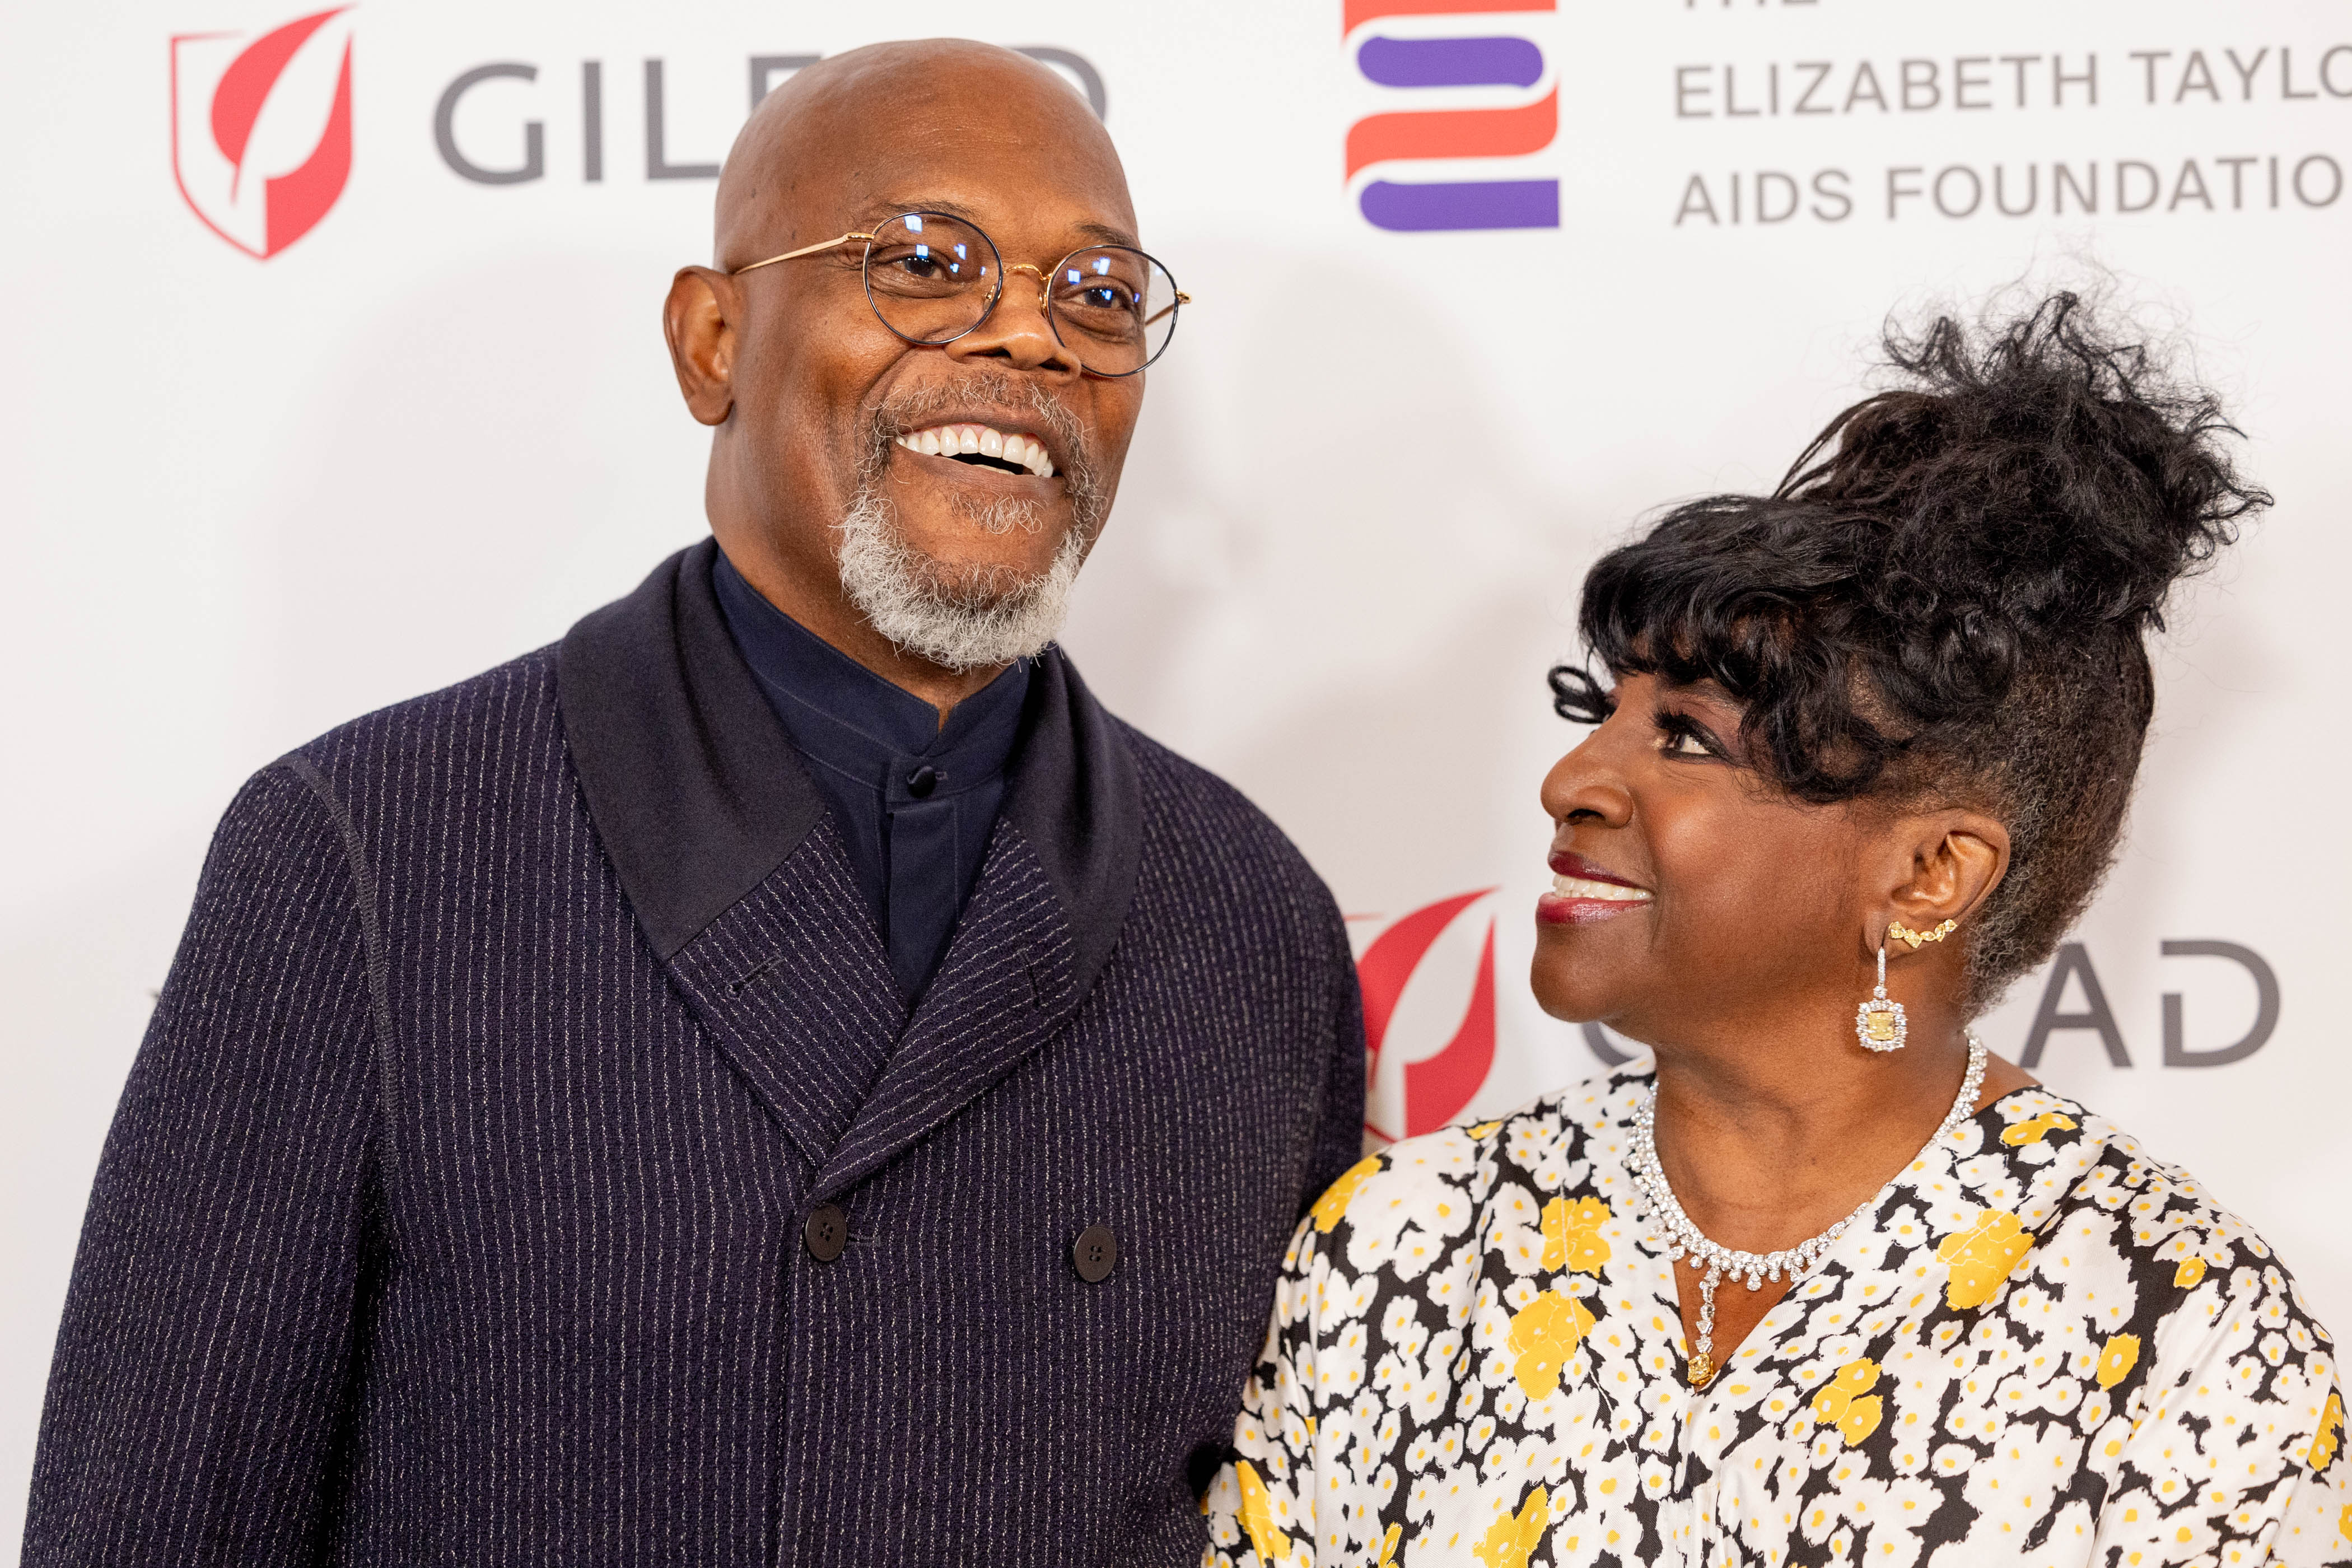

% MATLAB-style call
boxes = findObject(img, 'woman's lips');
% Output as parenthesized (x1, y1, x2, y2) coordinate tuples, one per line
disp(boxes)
(1547, 850, 1642, 887)
(1536, 862, 1654, 926)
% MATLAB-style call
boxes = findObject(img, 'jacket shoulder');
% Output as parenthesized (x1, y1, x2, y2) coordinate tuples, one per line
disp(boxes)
(1117, 721, 1308, 856)
(282, 643, 563, 794)
(1113, 718, 1335, 911)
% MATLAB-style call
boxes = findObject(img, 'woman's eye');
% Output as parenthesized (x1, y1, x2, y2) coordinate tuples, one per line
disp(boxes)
(1660, 725, 1711, 758)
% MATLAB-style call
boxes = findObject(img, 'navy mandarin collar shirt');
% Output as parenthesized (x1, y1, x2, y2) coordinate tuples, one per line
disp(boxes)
(712, 548, 1032, 1001)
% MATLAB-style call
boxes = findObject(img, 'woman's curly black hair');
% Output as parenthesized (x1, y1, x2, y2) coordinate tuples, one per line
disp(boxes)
(1549, 291, 2271, 1011)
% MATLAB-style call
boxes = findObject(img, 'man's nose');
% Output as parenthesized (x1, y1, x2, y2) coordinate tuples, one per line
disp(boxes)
(944, 265, 1081, 376)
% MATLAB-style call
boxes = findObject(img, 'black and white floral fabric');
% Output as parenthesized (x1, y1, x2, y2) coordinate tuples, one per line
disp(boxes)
(1203, 1067, 2349, 1567)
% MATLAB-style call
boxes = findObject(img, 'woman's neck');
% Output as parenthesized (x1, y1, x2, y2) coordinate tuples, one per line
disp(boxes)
(1644, 1016, 2024, 1255)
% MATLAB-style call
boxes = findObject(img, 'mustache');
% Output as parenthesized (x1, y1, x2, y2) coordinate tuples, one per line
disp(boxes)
(857, 371, 1107, 533)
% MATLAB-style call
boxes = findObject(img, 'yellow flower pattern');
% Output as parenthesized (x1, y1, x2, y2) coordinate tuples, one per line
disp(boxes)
(1935, 1207, 2035, 1309)
(1539, 1194, 1613, 1273)
(1204, 1076, 2352, 1568)
(2000, 1109, 2079, 1146)
(1471, 1485, 1549, 1568)
(1506, 1291, 1597, 1398)
(1810, 1359, 1886, 1446)
(1235, 1460, 1292, 1564)
(1310, 1157, 1380, 1235)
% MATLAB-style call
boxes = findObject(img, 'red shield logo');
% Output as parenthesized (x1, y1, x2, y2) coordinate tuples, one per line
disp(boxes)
(171, 8, 354, 259)
(1356, 889, 1499, 1144)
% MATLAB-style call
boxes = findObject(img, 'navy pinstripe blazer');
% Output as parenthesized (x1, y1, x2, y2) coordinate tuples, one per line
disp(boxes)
(27, 540, 1365, 1566)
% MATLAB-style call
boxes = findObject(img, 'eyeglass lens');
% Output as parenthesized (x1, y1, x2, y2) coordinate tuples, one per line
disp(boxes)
(860, 212, 1000, 344)
(860, 213, 1180, 376)
(1045, 249, 1180, 376)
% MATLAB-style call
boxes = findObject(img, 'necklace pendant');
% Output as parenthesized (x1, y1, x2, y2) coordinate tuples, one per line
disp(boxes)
(1688, 1350, 1715, 1388)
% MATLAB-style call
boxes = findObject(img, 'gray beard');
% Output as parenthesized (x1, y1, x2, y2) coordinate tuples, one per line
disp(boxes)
(832, 375, 1107, 673)
(833, 483, 1089, 673)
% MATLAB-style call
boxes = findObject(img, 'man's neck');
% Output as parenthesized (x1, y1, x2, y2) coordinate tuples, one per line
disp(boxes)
(714, 528, 1009, 725)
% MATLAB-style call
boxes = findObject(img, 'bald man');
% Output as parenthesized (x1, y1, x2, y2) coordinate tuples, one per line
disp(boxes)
(26, 40, 1363, 1568)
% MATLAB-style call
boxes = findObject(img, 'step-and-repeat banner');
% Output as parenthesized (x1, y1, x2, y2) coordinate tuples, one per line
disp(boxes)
(4, 1, 2345, 1543)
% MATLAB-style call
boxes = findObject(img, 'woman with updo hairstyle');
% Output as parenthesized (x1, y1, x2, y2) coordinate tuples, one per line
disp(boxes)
(1203, 295, 2348, 1567)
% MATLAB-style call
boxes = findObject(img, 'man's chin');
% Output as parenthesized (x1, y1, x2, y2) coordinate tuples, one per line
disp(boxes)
(902, 557, 1056, 613)
(886, 503, 1080, 591)
(834, 482, 1089, 671)
(904, 490, 1069, 545)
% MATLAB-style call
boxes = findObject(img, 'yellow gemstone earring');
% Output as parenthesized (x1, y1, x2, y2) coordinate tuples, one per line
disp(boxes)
(1855, 939, 1907, 1052)
(1887, 918, 1958, 950)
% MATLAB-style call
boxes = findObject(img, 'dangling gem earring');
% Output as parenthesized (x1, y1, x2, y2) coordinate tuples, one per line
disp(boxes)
(1855, 937, 1907, 1052)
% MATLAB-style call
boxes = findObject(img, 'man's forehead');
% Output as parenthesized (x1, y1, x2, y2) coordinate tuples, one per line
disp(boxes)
(852, 194, 1138, 253)
(718, 41, 1135, 263)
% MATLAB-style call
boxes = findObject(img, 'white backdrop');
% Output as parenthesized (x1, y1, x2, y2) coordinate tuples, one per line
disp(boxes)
(5, 1, 2347, 1550)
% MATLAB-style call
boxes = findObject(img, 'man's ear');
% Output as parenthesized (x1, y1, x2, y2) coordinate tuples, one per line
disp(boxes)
(1886, 810, 2011, 939)
(663, 267, 736, 427)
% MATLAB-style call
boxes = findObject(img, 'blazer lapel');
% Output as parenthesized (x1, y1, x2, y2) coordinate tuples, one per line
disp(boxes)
(558, 538, 825, 959)
(560, 538, 902, 1164)
(563, 557, 1144, 1186)
(665, 823, 906, 1169)
(810, 824, 1065, 1199)
(809, 648, 1142, 1201)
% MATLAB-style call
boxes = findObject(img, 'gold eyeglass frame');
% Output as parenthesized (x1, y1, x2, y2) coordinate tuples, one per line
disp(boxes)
(729, 211, 1190, 377)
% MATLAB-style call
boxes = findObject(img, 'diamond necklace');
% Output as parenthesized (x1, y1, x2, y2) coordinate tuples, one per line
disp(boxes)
(1630, 1033, 1988, 1389)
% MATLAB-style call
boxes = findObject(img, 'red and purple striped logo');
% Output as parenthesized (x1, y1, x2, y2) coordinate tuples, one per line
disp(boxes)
(1346, 0, 1558, 231)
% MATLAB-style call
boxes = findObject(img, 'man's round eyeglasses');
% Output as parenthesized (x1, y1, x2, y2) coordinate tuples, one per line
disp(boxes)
(730, 211, 1187, 378)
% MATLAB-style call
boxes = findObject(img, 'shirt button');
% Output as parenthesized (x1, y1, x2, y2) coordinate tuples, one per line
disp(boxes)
(906, 765, 939, 798)
(1072, 1224, 1118, 1283)
(804, 1204, 848, 1262)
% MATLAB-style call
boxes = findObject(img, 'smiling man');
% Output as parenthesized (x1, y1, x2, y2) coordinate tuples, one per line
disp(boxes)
(26, 40, 1363, 1568)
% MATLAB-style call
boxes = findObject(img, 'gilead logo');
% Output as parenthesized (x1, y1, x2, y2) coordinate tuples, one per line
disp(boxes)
(172, 7, 354, 258)
(1356, 889, 1499, 1143)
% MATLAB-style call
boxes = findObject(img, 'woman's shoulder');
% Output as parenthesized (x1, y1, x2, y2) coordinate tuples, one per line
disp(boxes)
(1977, 1083, 2335, 1340)
(1297, 1064, 1654, 1271)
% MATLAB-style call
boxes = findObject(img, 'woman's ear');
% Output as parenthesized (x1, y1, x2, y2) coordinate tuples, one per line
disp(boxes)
(1884, 811, 2010, 939)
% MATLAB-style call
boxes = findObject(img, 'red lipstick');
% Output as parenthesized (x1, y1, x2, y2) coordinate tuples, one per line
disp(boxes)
(1537, 851, 1654, 926)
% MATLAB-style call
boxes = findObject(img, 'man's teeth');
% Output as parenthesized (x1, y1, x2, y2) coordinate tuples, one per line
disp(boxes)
(1551, 874, 1651, 903)
(894, 424, 1056, 478)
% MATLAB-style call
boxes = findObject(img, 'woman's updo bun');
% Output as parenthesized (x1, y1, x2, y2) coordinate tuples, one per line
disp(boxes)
(1550, 291, 2271, 1010)
(1802, 295, 2253, 637)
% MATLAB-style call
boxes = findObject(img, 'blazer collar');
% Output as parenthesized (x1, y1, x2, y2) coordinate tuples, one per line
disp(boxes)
(557, 539, 827, 959)
(996, 637, 1141, 1010)
(557, 537, 1140, 1004)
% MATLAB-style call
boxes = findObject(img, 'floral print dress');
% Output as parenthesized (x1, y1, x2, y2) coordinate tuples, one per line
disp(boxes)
(1202, 1067, 2350, 1567)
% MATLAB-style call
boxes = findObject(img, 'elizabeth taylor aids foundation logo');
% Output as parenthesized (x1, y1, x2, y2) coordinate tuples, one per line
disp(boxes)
(1345, 0, 1559, 231)
(171, 7, 355, 258)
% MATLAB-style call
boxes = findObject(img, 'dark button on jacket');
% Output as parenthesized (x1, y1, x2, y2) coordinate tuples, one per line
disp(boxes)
(1072, 1224, 1119, 1283)
(26, 539, 1364, 1568)
(804, 1205, 849, 1263)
